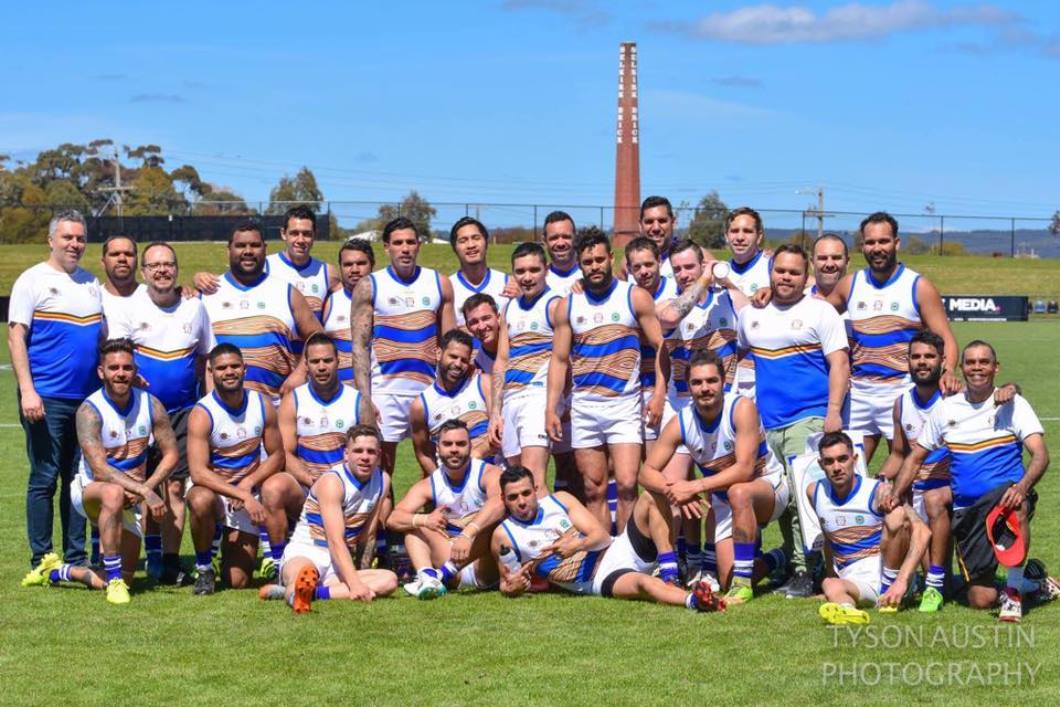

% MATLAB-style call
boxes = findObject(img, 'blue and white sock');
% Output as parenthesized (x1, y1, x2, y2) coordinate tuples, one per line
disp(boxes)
(685, 592, 698, 610)
(607, 479, 618, 535)
(314, 586, 331, 601)
(761, 548, 787, 575)
(270, 538, 286, 564)
(658, 551, 679, 583)
(881, 566, 899, 594)
(49, 564, 74, 584)
(195, 550, 213, 574)
(926, 565, 945, 590)
(103, 554, 122, 582)
(440, 561, 459, 585)
(211, 524, 223, 561)
(258, 527, 272, 560)
(733, 542, 755, 586)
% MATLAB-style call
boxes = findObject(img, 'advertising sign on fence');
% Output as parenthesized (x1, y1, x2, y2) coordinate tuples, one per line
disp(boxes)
(942, 295, 1028, 322)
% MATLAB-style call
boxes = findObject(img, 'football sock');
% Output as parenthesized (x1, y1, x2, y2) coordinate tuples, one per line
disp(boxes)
(90, 527, 101, 566)
(762, 548, 787, 574)
(881, 567, 899, 594)
(440, 561, 459, 585)
(658, 551, 679, 583)
(685, 593, 698, 610)
(270, 539, 286, 564)
(211, 524, 223, 560)
(103, 554, 122, 582)
(314, 586, 331, 601)
(701, 543, 717, 575)
(926, 565, 945, 590)
(145, 533, 163, 568)
(676, 535, 688, 563)
(258, 528, 272, 560)
(49, 564, 74, 584)
(195, 550, 213, 573)
(733, 542, 755, 586)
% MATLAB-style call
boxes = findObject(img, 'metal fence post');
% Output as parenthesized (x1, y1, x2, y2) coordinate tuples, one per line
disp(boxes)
(1011, 217, 1016, 257)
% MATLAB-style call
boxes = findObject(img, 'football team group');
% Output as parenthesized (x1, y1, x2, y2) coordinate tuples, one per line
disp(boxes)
(12, 199, 1056, 624)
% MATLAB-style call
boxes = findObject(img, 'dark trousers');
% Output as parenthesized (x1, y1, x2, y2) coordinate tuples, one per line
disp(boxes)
(21, 395, 86, 567)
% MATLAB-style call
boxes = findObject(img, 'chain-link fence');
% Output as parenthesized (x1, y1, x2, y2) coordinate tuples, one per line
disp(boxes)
(3, 201, 1057, 257)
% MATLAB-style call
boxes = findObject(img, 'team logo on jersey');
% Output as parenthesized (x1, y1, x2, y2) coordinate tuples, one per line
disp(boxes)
(686, 322, 695, 331)
(836, 516, 847, 526)
(138, 425, 147, 435)
(335, 419, 344, 428)
(257, 301, 266, 310)
(236, 427, 247, 439)
(183, 323, 193, 334)
(576, 316, 585, 325)
(724, 441, 733, 451)
(559, 518, 572, 530)
(320, 416, 329, 428)
(337, 314, 347, 323)
(720, 318, 728, 327)
(296, 282, 305, 291)
(405, 297, 415, 307)
(593, 313, 604, 324)
(751, 320, 760, 329)
(890, 302, 900, 311)
(468, 401, 477, 410)
(750, 283, 759, 291)
(530, 322, 539, 330)
(422, 297, 430, 306)
(303, 417, 313, 425)
(254, 426, 262, 435)
(239, 300, 250, 310)
(873, 300, 884, 311)
(311, 284, 319, 293)
(855, 515, 865, 524)
(906, 423, 914, 432)
(856, 301, 867, 310)
(947, 419, 956, 427)
(388, 297, 399, 306)
(516, 321, 525, 331)
(49, 287, 59, 296)
(110, 430, 119, 439)
(220, 432, 229, 440)
(791, 319, 803, 330)
(611, 312, 620, 322)
(222, 301, 232, 309)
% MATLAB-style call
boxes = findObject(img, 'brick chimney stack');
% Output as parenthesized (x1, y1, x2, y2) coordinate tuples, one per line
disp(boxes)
(612, 41, 640, 247)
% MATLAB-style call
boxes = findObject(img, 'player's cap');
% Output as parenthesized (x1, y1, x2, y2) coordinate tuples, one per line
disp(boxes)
(986, 504, 1027, 568)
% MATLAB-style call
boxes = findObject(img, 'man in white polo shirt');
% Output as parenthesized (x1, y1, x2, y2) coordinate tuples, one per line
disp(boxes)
(8, 209, 104, 569)
(737, 243, 850, 598)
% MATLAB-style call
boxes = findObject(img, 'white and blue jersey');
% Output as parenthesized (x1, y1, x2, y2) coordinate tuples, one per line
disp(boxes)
(727, 251, 772, 299)
(451, 268, 510, 326)
(429, 458, 489, 537)
(569, 278, 641, 403)
(846, 264, 922, 389)
(420, 373, 491, 459)
(918, 393, 1044, 510)
(638, 276, 678, 394)
(667, 287, 740, 399)
(499, 494, 604, 594)
(111, 289, 212, 414)
(266, 251, 330, 318)
(897, 388, 951, 492)
(322, 286, 354, 385)
(195, 389, 268, 485)
(813, 475, 883, 575)
(293, 382, 362, 482)
(545, 263, 581, 296)
(502, 289, 559, 398)
(203, 272, 298, 404)
(369, 266, 444, 396)
(76, 387, 154, 484)
(9, 262, 104, 399)
(291, 464, 384, 549)
(736, 294, 848, 430)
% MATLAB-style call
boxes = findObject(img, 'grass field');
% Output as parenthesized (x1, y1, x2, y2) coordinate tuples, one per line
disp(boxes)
(2, 244, 1060, 704)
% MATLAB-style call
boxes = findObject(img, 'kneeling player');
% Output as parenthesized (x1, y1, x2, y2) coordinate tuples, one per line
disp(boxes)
(491, 466, 722, 611)
(640, 350, 789, 604)
(813, 432, 930, 624)
(260, 425, 397, 612)
(22, 339, 179, 604)
(388, 419, 504, 598)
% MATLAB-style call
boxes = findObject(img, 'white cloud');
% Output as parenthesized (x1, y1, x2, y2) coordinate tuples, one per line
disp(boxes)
(651, 1, 1018, 45)
(645, 89, 773, 120)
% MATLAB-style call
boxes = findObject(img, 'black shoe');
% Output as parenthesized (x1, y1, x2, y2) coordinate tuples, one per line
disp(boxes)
(783, 570, 815, 599)
(193, 568, 216, 596)
(158, 563, 186, 586)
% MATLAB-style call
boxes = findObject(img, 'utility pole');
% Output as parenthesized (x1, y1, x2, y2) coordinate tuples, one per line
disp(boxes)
(97, 146, 132, 218)
(798, 186, 830, 239)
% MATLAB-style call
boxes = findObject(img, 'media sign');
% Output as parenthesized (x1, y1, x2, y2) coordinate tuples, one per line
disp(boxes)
(942, 295, 1028, 322)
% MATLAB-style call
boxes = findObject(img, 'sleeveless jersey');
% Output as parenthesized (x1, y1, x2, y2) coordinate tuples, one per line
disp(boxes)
(292, 464, 385, 549)
(195, 389, 268, 484)
(813, 475, 883, 574)
(499, 494, 604, 593)
(846, 264, 922, 389)
(266, 252, 330, 316)
(546, 263, 581, 296)
(369, 266, 444, 396)
(666, 287, 739, 399)
(451, 268, 510, 325)
(678, 395, 784, 503)
(727, 251, 772, 299)
(203, 272, 297, 403)
(474, 347, 495, 375)
(77, 387, 154, 483)
(429, 458, 489, 536)
(420, 373, 490, 459)
(639, 276, 678, 393)
(293, 382, 362, 482)
(897, 388, 951, 491)
(321, 287, 354, 385)
(569, 278, 641, 402)
(502, 289, 559, 398)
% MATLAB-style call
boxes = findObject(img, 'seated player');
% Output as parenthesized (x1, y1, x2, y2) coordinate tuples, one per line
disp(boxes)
(813, 432, 930, 624)
(491, 466, 723, 611)
(640, 349, 789, 604)
(22, 338, 179, 604)
(186, 344, 284, 595)
(409, 329, 492, 475)
(259, 425, 398, 612)
(886, 340, 1057, 622)
(388, 420, 504, 599)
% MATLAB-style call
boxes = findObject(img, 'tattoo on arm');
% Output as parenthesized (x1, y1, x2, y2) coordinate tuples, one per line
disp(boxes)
(146, 397, 177, 486)
(351, 280, 373, 400)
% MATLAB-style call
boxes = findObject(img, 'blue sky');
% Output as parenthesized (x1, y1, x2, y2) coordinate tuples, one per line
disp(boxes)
(3, 1, 1058, 231)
